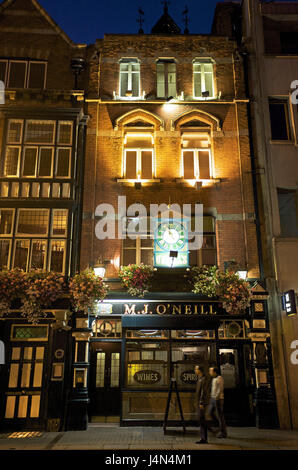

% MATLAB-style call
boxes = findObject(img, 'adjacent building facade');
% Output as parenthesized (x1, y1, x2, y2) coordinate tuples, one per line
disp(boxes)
(213, 0, 298, 430)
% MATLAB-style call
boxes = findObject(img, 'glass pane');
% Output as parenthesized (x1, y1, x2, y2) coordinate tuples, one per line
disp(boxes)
(0, 240, 10, 269)
(120, 72, 128, 97)
(269, 102, 289, 140)
(219, 349, 240, 389)
(25, 121, 55, 144)
(58, 122, 72, 145)
(28, 63, 45, 89)
(21, 363, 31, 388)
(125, 151, 137, 179)
(96, 352, 105, 387)
(23, 147, 37, 176)
(50, 240, 65, 273)
(18, 396, 28, 418)
(33, 363, 43, 388)
(17, 210, 49, 235)
(7, 120, 23, 143)
(204, 72, 214, 96)
(9, 62, 26, 88)
(202, 248, 217, 266)
(52, 210, 68, 236)
(39, 148, 53, 177)
(31, 240, 46, 270)
(132, 73, 140, 97)
(24, 347, 33, 360)
(126, 342, 168, 388)
(140, 249, 153, 265)
(11, 347, 21, 361)
(198, 150, 210, 179)
(56, 148, 71, 177)
(8, 363, 19, 388)
(0, 209, 13, 235)
(5, 396, 16, 419)
(0, 60, 7, 83)
(194, 71, 202, 97)
(4, 147, 20, 176)
(172, 343, 216, 388)
(35, 347, 44, 360)
(110, 353, 120, 388)
(30, 395, 41, 418)
(157, 63, 165, 97)
(141, 150, 152, 179)
(122, 249, 136, 265)
(14, 240, 29, 270)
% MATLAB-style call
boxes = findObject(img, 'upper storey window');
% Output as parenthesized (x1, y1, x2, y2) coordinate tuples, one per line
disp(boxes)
(124, 134, 154, 180)
(119, 59, 140, 99)
(193, 59, 215, 99)
(182, 132, 212, 180)
(0, 59, 47, 89)
(156, 60, 176, 99)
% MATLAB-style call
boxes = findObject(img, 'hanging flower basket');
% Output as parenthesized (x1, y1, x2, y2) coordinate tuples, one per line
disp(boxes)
(21, 270, 67, 324)
(0, 269, 27, 317)
(119, 264, 154, 298)
(69, 268, 109, 315)
(191, 265, 252, 314)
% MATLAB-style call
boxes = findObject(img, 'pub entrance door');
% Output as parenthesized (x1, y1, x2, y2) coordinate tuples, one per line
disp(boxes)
(89, 342, 121, 418)
(218, 343, 254, 426)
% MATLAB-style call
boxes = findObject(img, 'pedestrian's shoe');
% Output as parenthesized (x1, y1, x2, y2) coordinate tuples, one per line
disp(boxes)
(216, 433, 227, 438)
(195, 440, 208, 444)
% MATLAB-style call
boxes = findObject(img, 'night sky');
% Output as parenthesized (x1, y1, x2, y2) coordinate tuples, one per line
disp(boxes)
(36, 0, 298, 45)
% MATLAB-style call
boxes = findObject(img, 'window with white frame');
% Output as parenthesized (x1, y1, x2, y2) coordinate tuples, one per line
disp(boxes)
(0, 59, 47, 89)
(124, 133, 154, 179)
(3, 119, 73, 178)
(156, 60, 176, 98)
(119, 59, 140, 98)
(182, 132, 212, 179)
(0, 208, 69, 273)
(193, 59, 215, 99)
(122, 217, 154, 266)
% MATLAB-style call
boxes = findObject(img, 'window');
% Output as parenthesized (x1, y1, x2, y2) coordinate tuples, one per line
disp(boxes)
(269, 99, 290, 141)
(0, 208, 69, 273)
(189, 216, 217, 267)
(0, 59, 46, 89)
(280, 32, 298, 54)
(3, 119, 73, 179)
(119, 59, 140, 98)
(122, 216, 154, 266)
(124, 134, 154, 179)
(156, 60, 176, 98)
(193, 59, 215, 99)
(182, 132, 211, 179)
(277, 189, 298, 237)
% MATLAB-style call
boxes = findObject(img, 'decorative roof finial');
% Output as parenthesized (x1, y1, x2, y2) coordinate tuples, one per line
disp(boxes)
(182, 5, 189, 34)
(137, 7, 145, 34)
(162, 0, 170, 14)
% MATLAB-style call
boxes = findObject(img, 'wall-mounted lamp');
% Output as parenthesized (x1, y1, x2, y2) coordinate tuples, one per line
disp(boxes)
(237, 270, 248, 280)
(135, 182, 142, 190)
(94, 260, 111, 278)
(71, 57, 86, 90)
(195, 180, 203, 191)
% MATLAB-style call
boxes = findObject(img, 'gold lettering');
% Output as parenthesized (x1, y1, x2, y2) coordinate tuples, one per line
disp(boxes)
(172, 305, 182, 315)
(124, 304, 136, 315)
(185, 305, 192, 315)
(193, 304, 198, 315)
(143, 304, 148, 314)
(156, 304, 167, 315)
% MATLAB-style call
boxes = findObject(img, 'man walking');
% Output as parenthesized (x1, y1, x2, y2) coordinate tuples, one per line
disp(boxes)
(208, 366, 227, 438)
(194, 365, 211, 444)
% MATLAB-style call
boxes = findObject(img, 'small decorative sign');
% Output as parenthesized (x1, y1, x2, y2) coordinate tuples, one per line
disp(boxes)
(282, 290, 297, 316)
(180, 370, 198, 385)
(134, 370, 161, 385)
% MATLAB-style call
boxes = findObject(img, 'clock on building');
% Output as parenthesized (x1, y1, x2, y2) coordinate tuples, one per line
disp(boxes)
(154, 219, 189, 267)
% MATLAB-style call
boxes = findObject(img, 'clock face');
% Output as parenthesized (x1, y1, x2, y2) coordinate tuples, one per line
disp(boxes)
(156, 222, 186, 251)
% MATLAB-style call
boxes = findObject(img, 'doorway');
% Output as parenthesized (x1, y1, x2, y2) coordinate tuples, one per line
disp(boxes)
(89, 342, 121, 420)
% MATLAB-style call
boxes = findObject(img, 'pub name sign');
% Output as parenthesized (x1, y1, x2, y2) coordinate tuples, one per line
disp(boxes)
(96, 301, 221, 316)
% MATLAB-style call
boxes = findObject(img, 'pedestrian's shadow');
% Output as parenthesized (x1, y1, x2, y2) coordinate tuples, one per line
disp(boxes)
(163, 430, 198, 436)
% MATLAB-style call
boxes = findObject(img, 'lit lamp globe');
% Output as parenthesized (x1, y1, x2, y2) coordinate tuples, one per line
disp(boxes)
(94, 263, 106, 278)
(237, 270, 248, 280)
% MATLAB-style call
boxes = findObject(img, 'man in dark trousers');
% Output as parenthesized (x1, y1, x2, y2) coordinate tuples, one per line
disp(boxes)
(194, 365, 211, 444)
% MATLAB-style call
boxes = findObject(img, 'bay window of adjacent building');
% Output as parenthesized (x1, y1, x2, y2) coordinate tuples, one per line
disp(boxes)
(119, 59, 140, 98)
(3, 119, 73, 179)
(268, 98, 291, 141)
(156, 59, 177, 98)
(0, 59, 47, 89)
(182, 132, 212, 179)
(0, 208, 69, 273)
(124, 133, 154, 180)
(193, 59, 215, 99)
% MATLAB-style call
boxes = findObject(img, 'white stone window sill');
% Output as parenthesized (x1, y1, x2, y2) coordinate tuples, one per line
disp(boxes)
(176, 178, 221, 186)
(117, 178, 160, 185)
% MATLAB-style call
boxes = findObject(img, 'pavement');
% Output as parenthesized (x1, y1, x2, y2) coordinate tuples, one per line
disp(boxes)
(0, 425, 298, 450)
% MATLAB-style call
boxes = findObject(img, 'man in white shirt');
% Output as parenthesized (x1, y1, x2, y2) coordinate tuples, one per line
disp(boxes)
(208, 366, 227, 438)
